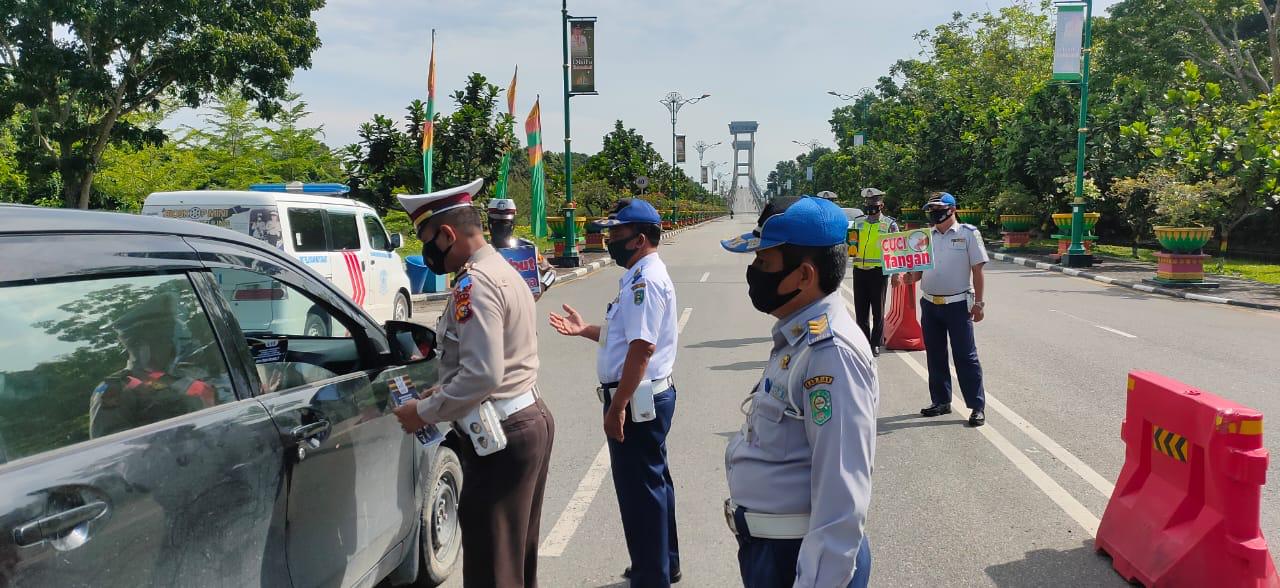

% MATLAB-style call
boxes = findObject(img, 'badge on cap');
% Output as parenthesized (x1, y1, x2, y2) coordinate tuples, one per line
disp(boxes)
(398, 178, 484, 231)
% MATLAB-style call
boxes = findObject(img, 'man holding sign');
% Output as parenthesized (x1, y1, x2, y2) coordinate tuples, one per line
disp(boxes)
(901, 193, 989, 428)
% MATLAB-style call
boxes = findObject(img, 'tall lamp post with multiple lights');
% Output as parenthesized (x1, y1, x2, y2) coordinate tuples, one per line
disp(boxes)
(659, 91, 710, 224)
(792, 139, 824, 194)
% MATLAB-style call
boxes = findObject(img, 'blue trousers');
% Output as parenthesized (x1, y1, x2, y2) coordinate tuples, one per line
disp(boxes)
(920, 299, 985, 410)
(603, 387, 680, 587)
(735, 505, 871, 588)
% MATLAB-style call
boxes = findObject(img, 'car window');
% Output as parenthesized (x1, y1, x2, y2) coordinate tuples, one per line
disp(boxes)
(329, 211, 360, 251)
(363, 214, 390, 251)
(0, 274, 235, 461)
(288, 208, 328, 252)
(212, 267, 365, 395)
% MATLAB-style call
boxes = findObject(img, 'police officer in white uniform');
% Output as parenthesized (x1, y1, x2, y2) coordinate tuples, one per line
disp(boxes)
(549, 198, 681, 586)
(721, 196, 878, 588)
(903, 192, 989, 427)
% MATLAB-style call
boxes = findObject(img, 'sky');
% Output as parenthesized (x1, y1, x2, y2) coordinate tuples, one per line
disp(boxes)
(187, 0, 1124, 192)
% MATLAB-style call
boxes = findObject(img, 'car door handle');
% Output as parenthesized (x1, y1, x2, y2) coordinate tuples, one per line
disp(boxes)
(292, 420, 331, 444)
(361, 261, 367, 271)
(13, 501, 108, 547)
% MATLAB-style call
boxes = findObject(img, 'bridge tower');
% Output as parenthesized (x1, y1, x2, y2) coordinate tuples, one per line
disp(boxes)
(728, 121, 759, 213)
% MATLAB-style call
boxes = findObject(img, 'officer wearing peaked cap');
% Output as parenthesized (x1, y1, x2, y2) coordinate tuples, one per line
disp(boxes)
(902, 192, 989, 428)
(721, 196, 877, 588)
(487, 197, 557, 299)
(392, 178, 555, 588)
(849, 188, 901, 357)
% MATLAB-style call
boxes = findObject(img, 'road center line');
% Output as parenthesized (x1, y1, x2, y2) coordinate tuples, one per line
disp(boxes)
(677, 307, 693, 333)
(895, 352, 1100, 536)
(539, 444, 611, 557)
(1049, 309, 1138, 339)
(699, 272, 710, 283)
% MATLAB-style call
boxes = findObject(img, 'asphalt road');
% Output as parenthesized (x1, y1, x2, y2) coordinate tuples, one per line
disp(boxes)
(434, 215, 1280, 588)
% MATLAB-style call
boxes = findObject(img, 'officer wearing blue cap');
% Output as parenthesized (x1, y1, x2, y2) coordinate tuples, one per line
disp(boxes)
(902, 192, 989, 427)
(721, 196, 877, 588)
(549, 198, 682, 586)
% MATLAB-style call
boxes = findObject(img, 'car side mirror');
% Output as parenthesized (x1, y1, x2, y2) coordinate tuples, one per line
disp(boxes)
(385, 320, 435, 363)
(388, 233, 403, 251)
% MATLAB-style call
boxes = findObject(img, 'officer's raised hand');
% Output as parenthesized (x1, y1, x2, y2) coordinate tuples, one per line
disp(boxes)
(549, 304, 602, 341)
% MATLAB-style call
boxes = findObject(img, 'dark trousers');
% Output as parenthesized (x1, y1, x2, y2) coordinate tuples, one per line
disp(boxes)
(851, 267, 889, 349)
(603, 387, 680, 588)
(735, 508, 871, 588)
(920, 299, 985, 410)
(457, 398, 555, 588)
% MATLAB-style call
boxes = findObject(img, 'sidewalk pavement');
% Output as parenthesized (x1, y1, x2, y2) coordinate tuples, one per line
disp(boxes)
(987, 245, 1280, 312)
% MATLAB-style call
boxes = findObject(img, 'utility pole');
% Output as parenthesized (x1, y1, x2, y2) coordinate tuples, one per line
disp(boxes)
(659, 92, 710, 224)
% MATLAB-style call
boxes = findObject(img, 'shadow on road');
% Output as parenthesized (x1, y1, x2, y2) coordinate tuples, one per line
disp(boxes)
(984, 540, 1128, 587)
(688, 337, 772, 349)
(876, 414, 962, 436)
(710, 360, 769, 372)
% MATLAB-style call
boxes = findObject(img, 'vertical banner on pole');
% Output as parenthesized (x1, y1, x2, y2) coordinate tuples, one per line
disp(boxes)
(701, 166, 708, 184)
(676, 135, 686, 163)
(526, 97, 549, 238)
(1053, 4, 1085, 81)
(854, 133, 866, 147)
(805, 166, 814, 182)
(712, 178, 718, 193)
(569, 19, 596, 95)
(422, 30, 437, 193)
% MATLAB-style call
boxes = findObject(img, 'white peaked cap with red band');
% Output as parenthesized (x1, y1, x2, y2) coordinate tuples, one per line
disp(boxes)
(398, 178, 484, 232)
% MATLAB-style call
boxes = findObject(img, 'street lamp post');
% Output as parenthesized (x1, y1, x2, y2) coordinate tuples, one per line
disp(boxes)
(1063, 0, 1095, 268)
(792, 139, 823, 194)
(558, 0, 581, 267)
(827, 87, 874, 101)
(659, 91, 710, 225)
(694, 140, 721, 188)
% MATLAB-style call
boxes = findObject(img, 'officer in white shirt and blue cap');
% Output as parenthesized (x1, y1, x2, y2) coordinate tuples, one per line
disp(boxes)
(721, 196, 878, 588)
(549, 198, 682, 586)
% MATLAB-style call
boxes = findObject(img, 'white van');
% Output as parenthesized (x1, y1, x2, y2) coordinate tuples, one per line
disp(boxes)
(143, 184, 413, 334)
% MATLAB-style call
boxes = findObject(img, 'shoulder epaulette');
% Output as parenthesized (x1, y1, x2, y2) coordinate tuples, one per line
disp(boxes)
(805, 313, 834, 346)
(961, 223, 978, 231)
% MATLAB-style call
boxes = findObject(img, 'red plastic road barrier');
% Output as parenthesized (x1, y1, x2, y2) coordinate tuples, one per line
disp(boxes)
(884, 281, 924, 351)
(1097, 371, 1279, 587)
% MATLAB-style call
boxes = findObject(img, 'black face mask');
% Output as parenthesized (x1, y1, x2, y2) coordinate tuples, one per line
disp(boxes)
(422, 230, 454, 274)
(864, 204, 882, 215)
(927, 208, 953, 225)
(607, 234, 640, 267)
(746, 264, 803, 314)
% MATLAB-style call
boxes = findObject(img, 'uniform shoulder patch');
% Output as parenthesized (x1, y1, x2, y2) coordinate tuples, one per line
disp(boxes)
(803, 375, 834, 389)
(633, 286, 645, 305)
(806, 314, 833, 345)
(809, 389, 832, 425)
(453, 276, 474, 323)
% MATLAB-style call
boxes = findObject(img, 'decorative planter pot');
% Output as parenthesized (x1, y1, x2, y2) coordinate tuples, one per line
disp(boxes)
(1052, 212, 1101, 236)
(1154, 226, 1213, 254)
(999, 214, 1036, 232)
(584, 233, 606, 252)
(956, 209, 985, 225)
(1056, 238, 1095, 255)
(1003, 232, 1032, 248)
(661, 220, 674, 230)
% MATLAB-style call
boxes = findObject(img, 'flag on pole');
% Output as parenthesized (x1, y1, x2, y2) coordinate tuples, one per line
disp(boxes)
(526, 97, 549, 238)
(495, 66, 518, 199)
(422, 30, 437, 193)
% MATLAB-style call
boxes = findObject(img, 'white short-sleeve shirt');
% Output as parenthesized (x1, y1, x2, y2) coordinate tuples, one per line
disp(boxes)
(596, 252, 678, 384)
(921, 223, 989, 296)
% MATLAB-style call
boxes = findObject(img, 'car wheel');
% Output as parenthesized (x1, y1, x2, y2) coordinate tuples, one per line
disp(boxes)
(418, 447, 462, 585)
(393, 292, 411, 321)
(304, 311, 329, 337)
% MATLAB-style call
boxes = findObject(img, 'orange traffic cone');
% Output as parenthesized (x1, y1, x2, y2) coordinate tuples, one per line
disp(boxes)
(885, 281, 924, 351)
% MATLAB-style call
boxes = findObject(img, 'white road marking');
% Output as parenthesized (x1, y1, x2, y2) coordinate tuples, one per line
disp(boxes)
(896, 352, 1101, 536)
(677, 307, 693, 333)
(539, 444, 612, 557)
(1095, 325, 1138, 339)
(699, 272, 710, 283)
(1049, 309, 1138, 339)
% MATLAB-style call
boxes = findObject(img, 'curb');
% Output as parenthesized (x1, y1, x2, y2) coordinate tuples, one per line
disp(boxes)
(407, 218, 722, 304)
(989, 251, 1280, 312)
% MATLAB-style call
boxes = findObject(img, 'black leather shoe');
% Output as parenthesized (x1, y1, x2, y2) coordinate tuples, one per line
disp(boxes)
(623, 567, 682, 583)
(920, 403, 951, 417)
(872, 346, 881, 358)
(969, 409, 986, 427)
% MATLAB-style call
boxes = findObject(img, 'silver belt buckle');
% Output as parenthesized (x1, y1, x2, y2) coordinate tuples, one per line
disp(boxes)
(724, 499, 738, 536)
(596, 386, 608, 404)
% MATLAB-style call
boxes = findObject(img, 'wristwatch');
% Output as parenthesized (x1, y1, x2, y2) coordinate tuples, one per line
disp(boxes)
(974, 301, 986, 309)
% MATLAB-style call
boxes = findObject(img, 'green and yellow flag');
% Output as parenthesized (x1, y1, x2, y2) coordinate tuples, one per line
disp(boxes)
(525, 96, 549, 238)
(422, 30, 437, 193)
(495, 66, 518, 199)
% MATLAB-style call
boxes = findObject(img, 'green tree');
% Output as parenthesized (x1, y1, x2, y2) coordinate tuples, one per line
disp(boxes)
(0, 0, 325, 208)
(582, 120, 662, 192)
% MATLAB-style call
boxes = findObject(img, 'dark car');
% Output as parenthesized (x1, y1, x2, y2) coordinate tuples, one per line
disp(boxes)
(0, 204, 461, 587)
